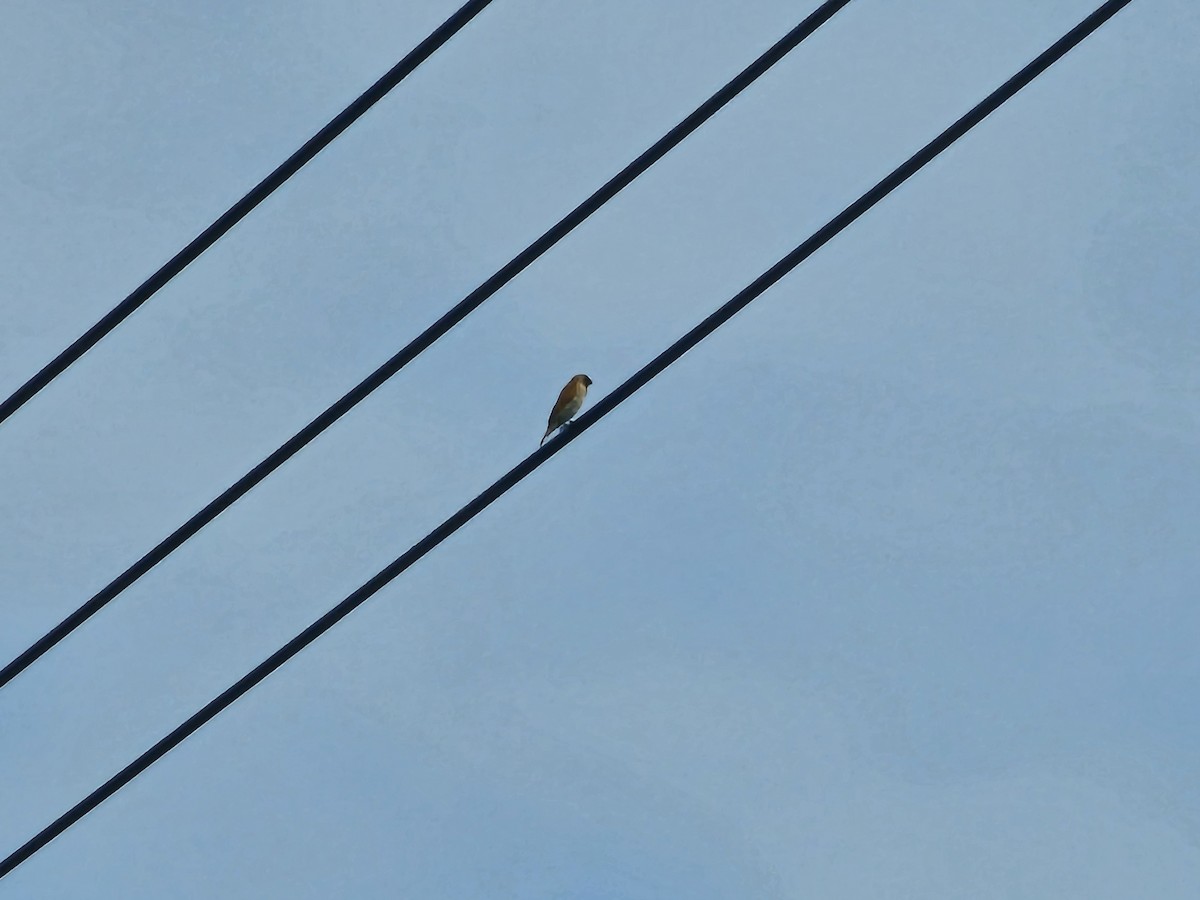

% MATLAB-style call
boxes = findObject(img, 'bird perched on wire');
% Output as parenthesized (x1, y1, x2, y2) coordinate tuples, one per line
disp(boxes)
(540, 374, 592, 446)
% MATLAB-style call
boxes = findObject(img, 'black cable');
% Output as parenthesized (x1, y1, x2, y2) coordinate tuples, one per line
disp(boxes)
(0, 0, 854, 690)
(0, 0, 496, 429)
(0, 0, 1134, 877)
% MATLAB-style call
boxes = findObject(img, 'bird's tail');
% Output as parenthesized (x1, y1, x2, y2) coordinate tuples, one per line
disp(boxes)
(539, 426, 554, 447)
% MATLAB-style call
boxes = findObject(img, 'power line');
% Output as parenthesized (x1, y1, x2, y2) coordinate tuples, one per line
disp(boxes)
(0, 0, 496, 429)
(0, 0, 1134, 877)
(0, 0, 854, 690)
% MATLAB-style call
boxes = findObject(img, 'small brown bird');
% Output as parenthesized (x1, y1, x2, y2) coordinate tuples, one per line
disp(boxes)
(540, 374, 592, 446)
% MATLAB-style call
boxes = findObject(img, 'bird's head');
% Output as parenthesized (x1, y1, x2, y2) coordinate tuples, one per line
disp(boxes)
(576, 374, 593, 388)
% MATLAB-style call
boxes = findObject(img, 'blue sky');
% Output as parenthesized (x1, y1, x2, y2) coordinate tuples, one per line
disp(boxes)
(1, 1, 1197, 896)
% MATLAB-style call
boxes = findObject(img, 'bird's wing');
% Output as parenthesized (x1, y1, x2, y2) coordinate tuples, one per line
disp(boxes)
(555, 380, 580, 409)
(547, 381, 576, 423)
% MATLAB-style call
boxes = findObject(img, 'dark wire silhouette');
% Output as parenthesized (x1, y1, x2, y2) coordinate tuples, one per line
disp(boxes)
(0, 0, 496, 428)
(0, 0, 854, 690)
(0, 0, 1134, 878)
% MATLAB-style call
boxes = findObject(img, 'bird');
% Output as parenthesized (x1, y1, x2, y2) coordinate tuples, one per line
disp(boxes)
(540, 374, 592, 446)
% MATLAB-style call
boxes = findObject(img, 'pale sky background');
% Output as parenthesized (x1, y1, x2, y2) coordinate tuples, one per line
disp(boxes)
(1, 1, 1198, 897)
